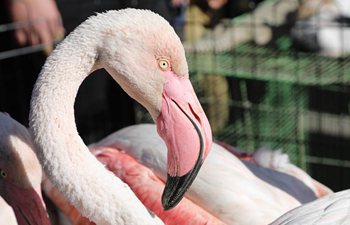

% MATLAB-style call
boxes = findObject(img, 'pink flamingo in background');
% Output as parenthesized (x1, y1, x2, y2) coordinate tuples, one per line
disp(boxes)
(29, 8, 212, 225)
(0, 112, 223, 225)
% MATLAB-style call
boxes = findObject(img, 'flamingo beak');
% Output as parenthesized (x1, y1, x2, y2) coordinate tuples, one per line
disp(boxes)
(5, 184, 50, 225)
(156, 71, 212, 210)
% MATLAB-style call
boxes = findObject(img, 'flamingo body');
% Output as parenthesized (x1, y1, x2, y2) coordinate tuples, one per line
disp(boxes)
(241, 161, 317, 203)
(92, 147, 226, 225)
(217, 144, 331, 200)
(270, 189, 350, 225)
(252, 148, 333, 198)
(94, 124, 302, 225)
(216, 141, 333, 200)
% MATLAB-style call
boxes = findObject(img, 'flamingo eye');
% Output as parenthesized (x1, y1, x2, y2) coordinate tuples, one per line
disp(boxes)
(159, 59, 170, 70)
(0, 169, 6, 178)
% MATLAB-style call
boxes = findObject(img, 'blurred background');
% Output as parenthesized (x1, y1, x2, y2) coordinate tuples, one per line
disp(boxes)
(1, 0, 350, 193)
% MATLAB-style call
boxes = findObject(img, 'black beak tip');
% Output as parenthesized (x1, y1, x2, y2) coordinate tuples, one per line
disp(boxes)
(161, 161, 203, 210)
(161, 197, 173, 211)
(161, 174, 185, 210)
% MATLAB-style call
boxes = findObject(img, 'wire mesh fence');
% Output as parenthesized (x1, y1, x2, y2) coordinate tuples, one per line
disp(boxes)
(0, 0, 349, 192)
(185, 0, 350, 191)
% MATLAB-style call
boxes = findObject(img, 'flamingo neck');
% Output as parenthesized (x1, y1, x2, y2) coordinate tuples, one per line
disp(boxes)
(29, 21, 162, 225)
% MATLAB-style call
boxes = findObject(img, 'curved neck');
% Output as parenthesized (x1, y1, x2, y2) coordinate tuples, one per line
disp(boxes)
(29, 24, 162, 225)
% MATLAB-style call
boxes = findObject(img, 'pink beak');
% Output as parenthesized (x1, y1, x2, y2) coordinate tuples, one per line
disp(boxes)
(156, 71, 212, 210)
(4, 183, 50, 225)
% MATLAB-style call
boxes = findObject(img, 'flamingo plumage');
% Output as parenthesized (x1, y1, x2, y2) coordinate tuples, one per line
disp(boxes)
(91, 147, 226, 225)
(216, 143, 333, 199)
(270, 189, 350, 225)
(29, 9, 212, 225)
(251, 148, 333, 198)
(93, 124, 303, 225)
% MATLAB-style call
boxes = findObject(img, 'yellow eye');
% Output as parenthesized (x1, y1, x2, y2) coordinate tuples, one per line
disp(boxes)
(0, 170, 7, 178)
(159, 59, 170, 70)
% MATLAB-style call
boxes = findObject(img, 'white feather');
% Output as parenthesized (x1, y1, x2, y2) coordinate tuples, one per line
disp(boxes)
(270, 189, 350, 225)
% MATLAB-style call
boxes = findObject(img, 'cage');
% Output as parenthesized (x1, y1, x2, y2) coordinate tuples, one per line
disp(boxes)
(185, 0, 350, 192)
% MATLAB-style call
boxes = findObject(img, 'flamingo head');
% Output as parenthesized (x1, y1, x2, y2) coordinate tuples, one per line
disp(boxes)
(97, 9, 212, 210)
(0, 113, 49, 225)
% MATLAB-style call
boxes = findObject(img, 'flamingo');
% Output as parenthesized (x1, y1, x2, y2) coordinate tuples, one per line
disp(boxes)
(0, 113, 50, 225)
(0, 112, 223, 225)
(93, 124, 303, 225)
(29, 8, 212, 225)
(270, 189, 350, 225)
